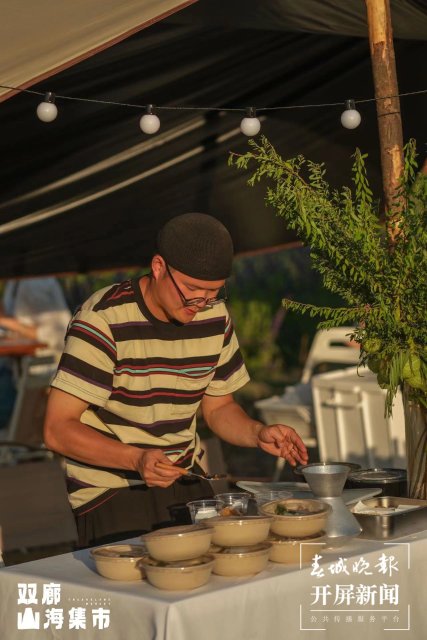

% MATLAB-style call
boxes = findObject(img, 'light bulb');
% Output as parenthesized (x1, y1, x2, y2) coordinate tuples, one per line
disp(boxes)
(139, 104, 160, 134)
(36, 92, 58, 123)
(240, 107, 261, 136)
(341, 99, 361, 129)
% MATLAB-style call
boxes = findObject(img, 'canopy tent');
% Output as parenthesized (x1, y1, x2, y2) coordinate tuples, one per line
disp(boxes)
(0, 0, 197, 101)
(0, 0, 425, 278)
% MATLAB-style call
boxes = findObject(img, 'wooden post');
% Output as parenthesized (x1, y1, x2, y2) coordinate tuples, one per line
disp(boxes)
(365, 0, 404, 241)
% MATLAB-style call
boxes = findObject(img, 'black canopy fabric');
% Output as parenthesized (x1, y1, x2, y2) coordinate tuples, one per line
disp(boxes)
(0, 1, 426, 277)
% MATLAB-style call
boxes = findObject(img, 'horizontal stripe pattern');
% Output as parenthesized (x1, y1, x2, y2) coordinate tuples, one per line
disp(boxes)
(59, 353, 113, 391)
(51, 277, 250, 511)
(114, 355, 218, 379)
(67, 319, 116, 360)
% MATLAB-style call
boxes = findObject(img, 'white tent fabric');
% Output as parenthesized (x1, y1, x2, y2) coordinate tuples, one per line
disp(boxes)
(0, 0, 196, 101)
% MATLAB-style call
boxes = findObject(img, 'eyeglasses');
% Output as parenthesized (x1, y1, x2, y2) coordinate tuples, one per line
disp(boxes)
(165, 263, 227, 308)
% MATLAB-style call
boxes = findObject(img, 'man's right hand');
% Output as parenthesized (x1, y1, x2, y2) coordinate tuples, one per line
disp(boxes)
(135, 449, 183, 488)
(44, 389, 183, 489)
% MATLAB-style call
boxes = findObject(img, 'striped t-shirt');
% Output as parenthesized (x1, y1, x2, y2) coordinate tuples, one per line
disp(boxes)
(51, 278, 250, 513)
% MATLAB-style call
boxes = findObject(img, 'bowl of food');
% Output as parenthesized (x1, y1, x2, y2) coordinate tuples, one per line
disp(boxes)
(141, 524, 212, 562)
(209, 543, 271, 577)
(252, 489, 293, 508)
(204, 515, 272, 547)
(90, 544, 147, 581)
(267, 532, 325, 564)
(260, 499, 331, 538)
(141, 555, 214, 590)
(186, 499, 225, 523)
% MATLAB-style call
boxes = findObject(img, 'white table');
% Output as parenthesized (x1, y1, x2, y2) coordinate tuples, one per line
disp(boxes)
(1, 530, 426, 640)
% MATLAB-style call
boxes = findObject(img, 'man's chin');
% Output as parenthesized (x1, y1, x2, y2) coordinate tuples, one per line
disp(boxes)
(181, 307, 198, 322)
(168, 307, 198, 325)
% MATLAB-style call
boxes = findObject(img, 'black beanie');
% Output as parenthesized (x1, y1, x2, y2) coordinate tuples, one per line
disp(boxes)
(157, 213, 234, 280)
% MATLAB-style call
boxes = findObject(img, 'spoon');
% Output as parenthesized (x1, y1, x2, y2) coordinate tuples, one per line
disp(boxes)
(156, 461, 227, 481)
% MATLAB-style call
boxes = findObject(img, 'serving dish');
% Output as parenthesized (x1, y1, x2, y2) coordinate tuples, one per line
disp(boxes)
(260, 498, 331, 538)
(142, 524, 212, 562)
(267, 532, 325, 564)
(294, 461, 361, 478)
(204, 515, 272, 546)
(347, 468, 407, 497)
(252, 489, 293, 507)
(209, 543, 271, 577)
(90, 544, 146, 581)
(141, 555, 214, 590)
(351, 496, 427, 539)
(214, 492, 251, 515)
(236, 480, 381, 505)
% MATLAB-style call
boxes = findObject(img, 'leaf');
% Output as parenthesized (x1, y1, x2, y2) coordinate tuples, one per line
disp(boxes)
(228, 136, 427, 415)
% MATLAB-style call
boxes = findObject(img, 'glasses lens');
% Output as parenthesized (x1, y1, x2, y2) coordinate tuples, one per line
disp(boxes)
(166, 263, 227, 308)
(183, 292, 226, 307)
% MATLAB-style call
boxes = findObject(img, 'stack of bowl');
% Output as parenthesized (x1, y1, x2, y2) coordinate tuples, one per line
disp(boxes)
(140, 524, 214, 590)
(260, 498, 331, 564)
(90, 543, 148, 581)
(203, 513, 273, 577)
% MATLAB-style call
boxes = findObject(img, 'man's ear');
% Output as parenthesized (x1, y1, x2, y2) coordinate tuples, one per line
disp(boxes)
(151, 254, 166, 281)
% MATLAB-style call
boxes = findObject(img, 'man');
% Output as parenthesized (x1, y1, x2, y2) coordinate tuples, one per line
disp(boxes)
(0, 277, 71, 429)
(44, 213, 308, 547)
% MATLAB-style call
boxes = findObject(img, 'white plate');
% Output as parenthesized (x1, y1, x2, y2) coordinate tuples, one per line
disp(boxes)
(236, 481, 381, 505)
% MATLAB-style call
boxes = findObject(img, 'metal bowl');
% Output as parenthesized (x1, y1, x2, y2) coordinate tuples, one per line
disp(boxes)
(293, 461, 361, 478)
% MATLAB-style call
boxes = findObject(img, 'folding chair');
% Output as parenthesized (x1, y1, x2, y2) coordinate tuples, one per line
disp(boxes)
(257, 327, 360, 481)
(300, 327, 360, 383)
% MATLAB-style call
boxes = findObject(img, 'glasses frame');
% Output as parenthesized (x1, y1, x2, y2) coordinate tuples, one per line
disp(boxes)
(164, 263, 227, 308)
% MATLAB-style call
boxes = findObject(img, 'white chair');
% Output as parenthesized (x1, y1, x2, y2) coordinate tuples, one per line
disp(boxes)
(300, 327, 360, 383)
(257, 327, 360, 481)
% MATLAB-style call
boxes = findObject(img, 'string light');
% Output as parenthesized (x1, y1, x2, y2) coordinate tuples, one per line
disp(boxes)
(240, 107, 261, 136)
(1, 83, 426, 136)
(139, 104, 160, 134)
(341, 99, 361, 129)
(36, 91, 58, 123)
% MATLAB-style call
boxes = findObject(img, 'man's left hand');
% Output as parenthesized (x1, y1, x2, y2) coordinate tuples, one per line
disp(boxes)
(257, 424, 309, 467)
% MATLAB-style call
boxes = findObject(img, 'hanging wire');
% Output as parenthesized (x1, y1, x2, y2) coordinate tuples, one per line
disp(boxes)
(0, 83, 426, 113)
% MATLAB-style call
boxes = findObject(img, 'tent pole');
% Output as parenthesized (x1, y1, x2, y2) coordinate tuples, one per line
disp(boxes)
(364, 0, 404, 243)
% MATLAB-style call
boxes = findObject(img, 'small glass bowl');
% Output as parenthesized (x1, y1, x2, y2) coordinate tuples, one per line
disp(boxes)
(214, 492, 251, 515)
(186, 499, 225, 523)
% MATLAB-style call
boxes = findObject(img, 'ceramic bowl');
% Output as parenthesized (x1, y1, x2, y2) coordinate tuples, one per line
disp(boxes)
(260, 498, 331, 538)
(141, 555, 214, 590)
(90, 544, 146, 581)
(209, 543, 271, 577)
(141, 524, 212, 562)
(267, 532, 325, 564)
(204, 515, 272, 547)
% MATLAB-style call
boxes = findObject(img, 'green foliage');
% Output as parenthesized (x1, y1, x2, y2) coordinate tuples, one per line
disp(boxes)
(229, 137, 427, 415)
(228, 299, 283, 376)
(228, 247, 343, 373)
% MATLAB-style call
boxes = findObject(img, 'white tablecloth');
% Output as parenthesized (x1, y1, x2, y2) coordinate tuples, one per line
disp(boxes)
(1, 530, 426, 640)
